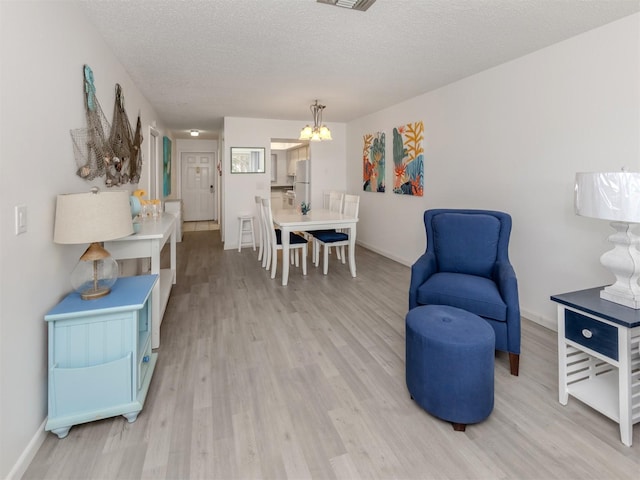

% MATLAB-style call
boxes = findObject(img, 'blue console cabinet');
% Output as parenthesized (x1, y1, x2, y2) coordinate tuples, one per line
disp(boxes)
(45, 275, 158, 438)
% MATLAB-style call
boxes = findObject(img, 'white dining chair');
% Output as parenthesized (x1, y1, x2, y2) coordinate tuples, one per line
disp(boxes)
(254, 196, 264, 263)
(309, 190, 344, 263)
(259, 197, 298, 271)
(261, 198, 308, 280)
(313, 194, 360, 275)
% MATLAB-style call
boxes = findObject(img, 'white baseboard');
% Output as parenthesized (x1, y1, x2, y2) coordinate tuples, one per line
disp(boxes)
(356, 240, 413, 267)
(6, 419, 47, 480)
(356, 241, 558, 333)
(521, 308, 557, 331)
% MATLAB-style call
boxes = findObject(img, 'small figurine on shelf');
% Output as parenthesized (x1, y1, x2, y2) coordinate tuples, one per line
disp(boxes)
(300, 202, 311, 215)
(132, 189, 161, 221)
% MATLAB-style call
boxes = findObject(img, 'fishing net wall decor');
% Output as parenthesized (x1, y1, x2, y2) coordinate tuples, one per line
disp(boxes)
(107, 83, 132, 186)
(71, 65, 115, 181)
(108, 83, 143, 185)
(70, 67, 143, 186)
(130, 114, 143, 184)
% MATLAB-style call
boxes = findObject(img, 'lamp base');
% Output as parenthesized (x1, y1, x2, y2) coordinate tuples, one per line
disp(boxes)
(79, 286, 111, 300)
(599, 221, 640, 310)
(71, 243, 119, 301)
(600, 288, 640, 309)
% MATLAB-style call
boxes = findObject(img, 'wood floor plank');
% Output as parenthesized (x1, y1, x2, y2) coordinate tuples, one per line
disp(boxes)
(23, 230, 640, 479)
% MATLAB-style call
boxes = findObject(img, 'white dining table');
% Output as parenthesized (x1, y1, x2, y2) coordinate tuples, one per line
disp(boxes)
(272, 208, 359, 286)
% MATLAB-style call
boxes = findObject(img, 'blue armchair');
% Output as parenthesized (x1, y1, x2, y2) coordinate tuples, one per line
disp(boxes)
(409, 209, 521, 375)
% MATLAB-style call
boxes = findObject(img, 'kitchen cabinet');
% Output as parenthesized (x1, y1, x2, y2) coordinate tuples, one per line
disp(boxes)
(287, 146, 309, 176)
(298, 145, 309, 161)
(271, 190, 283, 208)
(287, 149, 299, 176)
(271, 153, 277, 182)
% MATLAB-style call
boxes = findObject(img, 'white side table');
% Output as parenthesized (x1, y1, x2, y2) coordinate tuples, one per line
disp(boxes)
(551, 287, 640, 446)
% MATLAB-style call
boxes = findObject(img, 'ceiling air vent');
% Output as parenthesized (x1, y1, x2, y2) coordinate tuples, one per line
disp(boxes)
(317, 0, 377, 12)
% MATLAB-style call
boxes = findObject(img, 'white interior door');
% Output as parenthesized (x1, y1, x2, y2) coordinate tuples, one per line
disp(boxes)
(181, 152, 216, 221)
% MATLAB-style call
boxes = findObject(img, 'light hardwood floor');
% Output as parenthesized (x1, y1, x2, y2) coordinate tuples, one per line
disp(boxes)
(25, 230, 639, 479)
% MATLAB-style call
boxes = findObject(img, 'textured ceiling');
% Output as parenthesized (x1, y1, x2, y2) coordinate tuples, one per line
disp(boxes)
(78, 0, 640, 138)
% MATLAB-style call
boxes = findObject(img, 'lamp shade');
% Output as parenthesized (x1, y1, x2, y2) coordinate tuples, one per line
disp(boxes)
(54, 190, 134, 244)
(575, 172, 640, 223)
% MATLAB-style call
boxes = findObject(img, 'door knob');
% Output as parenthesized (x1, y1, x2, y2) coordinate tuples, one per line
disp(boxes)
(210, 185, 214, 193)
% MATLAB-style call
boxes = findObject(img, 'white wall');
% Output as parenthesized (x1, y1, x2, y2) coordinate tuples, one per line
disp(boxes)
(2, 4, 638, 476)
(0, 2, 168, 477)
(347, 13, 640, 328)
(222, 117, 346, 250)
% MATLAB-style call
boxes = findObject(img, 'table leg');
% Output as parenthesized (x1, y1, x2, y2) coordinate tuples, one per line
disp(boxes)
(151, 239, 161, 349)
(282, 227, 290, 286)
(348, 224, 357, 278)
(170, 226, 176, 284)
(618, 327, 632, 446)
(557, 306, 569, 405)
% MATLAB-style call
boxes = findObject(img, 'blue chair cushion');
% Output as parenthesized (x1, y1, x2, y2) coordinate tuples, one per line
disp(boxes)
(416, 272, 507, 322)
(275, 230, 308, 245)
(432, 213, 500, 278)
(313, 231, 348, 243)
(312, 229, 336, 235)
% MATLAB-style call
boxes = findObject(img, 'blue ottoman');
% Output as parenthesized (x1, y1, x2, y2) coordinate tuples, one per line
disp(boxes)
(406, 305, 495, 431)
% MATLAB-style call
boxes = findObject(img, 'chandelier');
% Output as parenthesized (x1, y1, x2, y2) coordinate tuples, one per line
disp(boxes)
(299, 100, 332, 141)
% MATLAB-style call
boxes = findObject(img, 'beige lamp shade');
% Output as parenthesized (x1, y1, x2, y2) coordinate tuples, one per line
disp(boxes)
(54, 189, 133, 244)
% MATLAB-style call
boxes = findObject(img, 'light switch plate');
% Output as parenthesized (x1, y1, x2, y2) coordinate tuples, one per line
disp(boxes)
(15, 205, 27, 235)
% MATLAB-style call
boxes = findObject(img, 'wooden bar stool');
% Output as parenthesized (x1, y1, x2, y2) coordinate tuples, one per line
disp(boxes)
(237, 214, 256, 252)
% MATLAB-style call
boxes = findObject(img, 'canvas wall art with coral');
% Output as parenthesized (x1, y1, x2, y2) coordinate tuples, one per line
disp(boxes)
(392, 121, 424, 196)
(363, 131, 385, 193)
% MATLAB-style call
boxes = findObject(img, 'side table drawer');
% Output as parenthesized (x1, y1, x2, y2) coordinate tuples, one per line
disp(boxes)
(565, 310, 618, 360)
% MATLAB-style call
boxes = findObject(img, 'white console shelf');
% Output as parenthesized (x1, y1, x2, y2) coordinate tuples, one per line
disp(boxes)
(105, 213, 176, 349)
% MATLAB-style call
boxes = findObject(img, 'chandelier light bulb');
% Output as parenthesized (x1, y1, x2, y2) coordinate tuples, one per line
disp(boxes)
(299, 100, 332, 142)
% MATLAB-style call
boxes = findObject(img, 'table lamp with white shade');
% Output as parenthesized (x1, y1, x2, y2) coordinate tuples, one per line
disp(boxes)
(575, 171, 640, 308)
(54, 188, 134, 300)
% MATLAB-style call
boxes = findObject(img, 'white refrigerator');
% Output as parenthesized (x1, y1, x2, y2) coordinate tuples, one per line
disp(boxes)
(294, 159, 310, 206)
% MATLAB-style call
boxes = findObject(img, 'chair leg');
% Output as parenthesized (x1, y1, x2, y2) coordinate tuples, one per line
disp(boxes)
(237, 219, 243, 253)
(262, 237, 270, 269)
(302, 245, 307, 275)
(270, 247, 277, 279)
(323, 243, 330, 275)
(452, 423, 466, 432)
(509, 353, 520, 376)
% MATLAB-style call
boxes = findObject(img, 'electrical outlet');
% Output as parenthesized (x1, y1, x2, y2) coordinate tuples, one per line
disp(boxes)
(15, 205, 27, 235)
